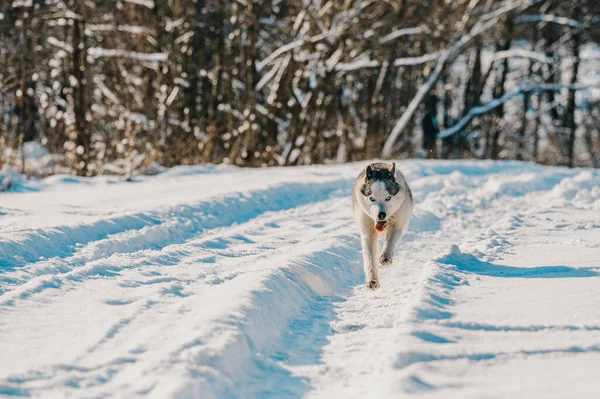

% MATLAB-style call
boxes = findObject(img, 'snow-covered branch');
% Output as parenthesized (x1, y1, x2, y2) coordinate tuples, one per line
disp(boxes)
(393, 52, 440, 67)
(381, 0, 538, 157)
(493, 49, 551, 63)
(257, 39, 304, 71)
(515, 14, 581, 28)
(257, 28, 345, 71)
(123, 0, 154, 9)
(93, 77, 120, 105)
(47, 37, 73, 53)
(333, 51, 441, 72)
(379, 26, 427, 44)
(3, 0, 599, 171)
(335, 59, 380, 72)
(87, 48, 168, 63)
(87, 24, 152, 35)
(437, 83, 600, 139)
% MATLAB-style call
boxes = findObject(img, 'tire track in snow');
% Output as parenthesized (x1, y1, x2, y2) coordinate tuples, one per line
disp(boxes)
(239, 167, 495, 397)
(0, 177, 351, 272)
(0, 196, 363, 397)
(2, 161, 597, 398)
(0, 178, 352, 304)
(236, 182, 461, 398)
(240, 163, 595, 398)
(245, 227, 449, 398)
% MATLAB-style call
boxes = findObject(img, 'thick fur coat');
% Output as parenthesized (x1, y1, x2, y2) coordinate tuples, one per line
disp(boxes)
(352, 162, 413, 289)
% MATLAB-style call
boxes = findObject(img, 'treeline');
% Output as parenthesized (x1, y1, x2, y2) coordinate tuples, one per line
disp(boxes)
(0, 0, 599, 176)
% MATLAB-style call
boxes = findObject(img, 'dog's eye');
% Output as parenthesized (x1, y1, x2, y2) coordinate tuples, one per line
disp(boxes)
(385, 196, 392, 201)
(369, 197, 376, 202)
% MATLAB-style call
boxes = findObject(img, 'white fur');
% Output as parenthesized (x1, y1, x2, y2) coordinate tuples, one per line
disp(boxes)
(352, 163, 413, 290)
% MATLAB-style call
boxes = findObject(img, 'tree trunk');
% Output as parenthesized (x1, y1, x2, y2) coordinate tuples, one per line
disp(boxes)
(203, 0, 226, 163)
(186, 0, 205, 129)
(490, 21, 512, 160)
(441, 69, 459, 159)
(517, 48, 535, 161)
(565, 17, 580, 168)
(532, 92, 541, 162)
(72, 3, 91, 175)
(583, 109, 598, 168)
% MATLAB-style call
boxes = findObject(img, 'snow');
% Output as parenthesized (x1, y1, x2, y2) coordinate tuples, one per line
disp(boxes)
(335, 58, 380, 72)
(1, 160, 599, 398)
(47, 37, 74, 53)
(493, 48, 551, 64)
(379, 26, 427, 44)
(94, 76, 121, 105)
(393, 52, 440, 67)
(87, 24, 152, 35)
(257, 28, 344, 71)
(383, 0, 535, 157)
(1, 142, 62, 185)
(87, 48, 168, 63)
(123, 0, 155, 9)
(438, 82, 600, 140)
(515, 14, 581, 28)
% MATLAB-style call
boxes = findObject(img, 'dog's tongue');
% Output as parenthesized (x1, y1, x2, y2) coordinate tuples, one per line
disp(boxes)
(375, 221, 386, 232)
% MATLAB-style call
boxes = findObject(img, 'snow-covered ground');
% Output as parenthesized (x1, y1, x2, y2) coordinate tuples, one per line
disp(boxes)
(0, 160, 599, 398)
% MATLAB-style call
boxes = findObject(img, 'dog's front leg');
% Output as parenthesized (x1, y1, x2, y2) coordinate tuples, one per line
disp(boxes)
(380, 227, 405, 266)
(361, 231, 380, 289)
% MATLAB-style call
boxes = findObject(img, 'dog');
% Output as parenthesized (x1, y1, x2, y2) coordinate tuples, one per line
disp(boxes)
(352, 162, 413, 290)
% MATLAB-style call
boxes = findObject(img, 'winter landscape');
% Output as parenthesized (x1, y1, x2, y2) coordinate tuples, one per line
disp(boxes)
(1, 161, 599, 398)
(1, 0, 600, 398)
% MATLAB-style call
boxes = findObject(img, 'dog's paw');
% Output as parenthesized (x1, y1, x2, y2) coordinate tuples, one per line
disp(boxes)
(366, 279, 380, 290)
(379, 254, 393, 266)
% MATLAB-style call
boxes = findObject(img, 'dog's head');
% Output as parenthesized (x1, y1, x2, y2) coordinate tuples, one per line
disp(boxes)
(358, 162, 406, 232)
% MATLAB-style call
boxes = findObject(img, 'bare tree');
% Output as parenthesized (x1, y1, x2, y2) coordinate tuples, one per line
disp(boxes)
(0, 0, 598, 176)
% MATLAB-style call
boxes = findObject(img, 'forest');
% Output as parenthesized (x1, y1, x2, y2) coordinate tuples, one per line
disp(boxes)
(1, 0, 599, 177)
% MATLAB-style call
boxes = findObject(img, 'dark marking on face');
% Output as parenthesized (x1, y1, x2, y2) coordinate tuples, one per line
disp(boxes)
(361, 163, 400, 197)
(384, 180, 400, 196)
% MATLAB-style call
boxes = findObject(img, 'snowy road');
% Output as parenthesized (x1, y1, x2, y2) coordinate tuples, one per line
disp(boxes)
(1, 161, 599, 398)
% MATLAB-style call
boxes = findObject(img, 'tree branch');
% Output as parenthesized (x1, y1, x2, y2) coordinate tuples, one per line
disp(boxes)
(437, 83, 599, 140)
(381, 0, 536, 157)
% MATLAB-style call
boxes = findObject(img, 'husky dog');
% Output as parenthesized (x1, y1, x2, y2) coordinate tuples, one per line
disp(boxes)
(352, 162, 413, 290)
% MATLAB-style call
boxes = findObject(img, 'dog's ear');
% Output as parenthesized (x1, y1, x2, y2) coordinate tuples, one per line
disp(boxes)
(390, 162, 396, 175)
(366, 165, 374, 180)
